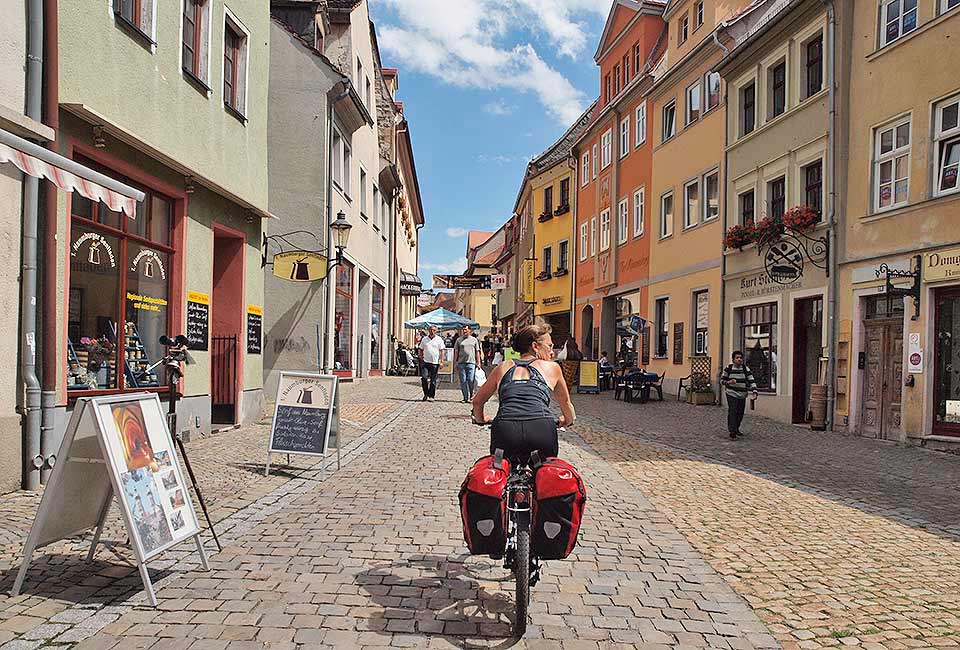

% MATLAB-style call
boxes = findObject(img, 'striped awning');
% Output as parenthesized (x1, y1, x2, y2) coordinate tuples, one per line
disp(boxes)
(0, 128, 144, 217)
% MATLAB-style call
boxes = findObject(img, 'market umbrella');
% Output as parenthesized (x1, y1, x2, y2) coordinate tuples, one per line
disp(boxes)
(404, 308, 480, 330)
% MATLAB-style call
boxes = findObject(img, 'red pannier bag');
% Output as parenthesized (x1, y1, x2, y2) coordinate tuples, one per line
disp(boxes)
(532, 458, 586, 560)
(459, 454, 510, 557)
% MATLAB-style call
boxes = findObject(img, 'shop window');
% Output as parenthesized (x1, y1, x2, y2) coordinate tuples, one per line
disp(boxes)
(655, 297, 669, 357)
(880, 0, 917, 48)
(737, 302, 777, 391)
(334, 262, 354, 370)
(67, 157, 174, 393)
(371, 285, 383, 370)
(693, 290, 709, 355)
(935, 94, 960, 197)
(740, 189, 755, 225)
(740, 81, 756, 137)
(804, 160, 823, 214)
(223, 14, 249, 119)
(182, 0, 211, 86)
(874, 117, 911, 211)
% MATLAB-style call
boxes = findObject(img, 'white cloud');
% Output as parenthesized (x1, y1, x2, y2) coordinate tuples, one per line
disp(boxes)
(484, 99, 515, 115)
(373, 0, 604, 125)
(421, 257, 468, 274)
(445, 227, 469, 238)
(476, 154, 516, 165)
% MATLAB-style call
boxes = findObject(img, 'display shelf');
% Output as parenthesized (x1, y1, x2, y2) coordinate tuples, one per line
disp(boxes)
(116, 321, 161, 388)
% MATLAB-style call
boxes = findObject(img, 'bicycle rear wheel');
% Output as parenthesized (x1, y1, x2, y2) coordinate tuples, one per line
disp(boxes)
(514, 525, 530, 637)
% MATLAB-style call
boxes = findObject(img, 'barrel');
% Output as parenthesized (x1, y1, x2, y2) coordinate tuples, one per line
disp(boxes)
(809, 384, 827, 430)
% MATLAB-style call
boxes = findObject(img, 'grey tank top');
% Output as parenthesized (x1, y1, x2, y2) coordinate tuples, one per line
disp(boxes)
(496, 359, 553, 420)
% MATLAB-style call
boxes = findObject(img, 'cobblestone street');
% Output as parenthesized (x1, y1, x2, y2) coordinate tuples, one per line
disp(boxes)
(0, 377, 957, 649)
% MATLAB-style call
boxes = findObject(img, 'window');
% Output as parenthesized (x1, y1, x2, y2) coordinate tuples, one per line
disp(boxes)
(874, 117, 911, 211)
(580, 223, 588, 261)
(559, 179, 570, 210)
(693, 291, 709, 355)
(686, 81, 701, 125)
(943, 0, 960, 13)
(600, 209, 611, 251)
(604, 73, 612, 103)
(660, 191, 674, 238)
(703, 170, 719, 221)
(769, 61, 786, 118)
(804, 160, 823, 214)
(695, 1, 704, 28)
(633, 42, 642, 76)
(741, 82, 756, 136)
(114, 0, 155, 40)
(592, 144, 599, 178)
(635, 102, 647, 147)
(67, 156, 174, 393)
(679, 13, 689, 44)
(590, 217, 597, 256)
(769, 176, 786, 218)
(881, 0, 918, 47)
(737, 302, 778, 391)
(558, 240, 569, 272)
(662, 100, 677, 141)
(617, 198, 629, 245)
(740, 190, 755, 226)
(332, 131, 344, 189)
(341, 139, 352, 197)
(622, 54, 630, 85)
(542, 246, 552, 276)
(581, 153, 590, 187)
(601, 129, 613, 168)
(182, 0, 210, 85)
(684, 179, 700, 228)
(223, 16, 248, 117)
(655, 297, 670, 357)
(935, 95, 960, 197)
(633, 187, 645, 237)
(365, 76, 372, 110)
(543, 185, 554, 217)
(371, 284, 383, 370)
(356, 57, 363, 86)
(335, 262, 354, 370)
(620, 117, 630, 158)
(359, 168, 368, 219)
(805, 35, 823, 98)
(614, 64, 622, 95)
(372, 185, 380, 230)
(705, 72, 721, 112)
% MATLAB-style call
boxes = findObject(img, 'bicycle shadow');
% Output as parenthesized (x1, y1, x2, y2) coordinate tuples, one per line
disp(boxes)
(355, 553, 524, 648)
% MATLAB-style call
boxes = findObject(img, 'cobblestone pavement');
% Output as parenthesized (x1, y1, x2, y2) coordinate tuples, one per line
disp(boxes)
(0, 380, 776, 650)
(571, 390, 960, 650)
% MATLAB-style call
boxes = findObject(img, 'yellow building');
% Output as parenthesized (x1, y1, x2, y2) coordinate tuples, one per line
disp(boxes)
(835, 0, 960, 450)
(526, 108, 595, 344)
(455, 231, 497, 330)
(646, 0, 736, 394)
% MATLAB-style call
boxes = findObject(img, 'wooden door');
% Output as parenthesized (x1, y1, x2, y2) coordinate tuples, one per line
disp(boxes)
(792, 297, 823, 423)
(860, 321, 903, 439)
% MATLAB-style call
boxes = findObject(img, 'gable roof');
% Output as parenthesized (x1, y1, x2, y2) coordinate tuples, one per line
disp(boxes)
(594, 0, 667, 62)
(529, 100, 598, 174)
(467, 231, 494, 252)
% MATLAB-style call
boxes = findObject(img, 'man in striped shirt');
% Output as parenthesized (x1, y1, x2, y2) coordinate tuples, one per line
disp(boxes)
(720, 351, 759, 439)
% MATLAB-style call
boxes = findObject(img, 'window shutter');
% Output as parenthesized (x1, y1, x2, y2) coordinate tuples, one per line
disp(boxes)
(198, 6, 210, 83)
(141, 0, 154, 37)
(237, 36, 248, 114)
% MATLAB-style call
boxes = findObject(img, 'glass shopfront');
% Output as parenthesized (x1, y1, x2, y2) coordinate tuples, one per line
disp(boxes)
(737, 302, 777, 391)
(334, 262, 354, 371)
(934, 287, 960, 435)
(371, 284, 383, 371)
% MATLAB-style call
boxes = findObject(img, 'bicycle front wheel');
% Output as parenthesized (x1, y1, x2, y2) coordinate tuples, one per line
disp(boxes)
(514, 525, 530, 637)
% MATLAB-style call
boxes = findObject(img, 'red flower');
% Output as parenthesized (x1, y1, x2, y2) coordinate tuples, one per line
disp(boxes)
(752, 216, 786, 246)
(723, 223, 756, 250)
(782, 205, 820, 232)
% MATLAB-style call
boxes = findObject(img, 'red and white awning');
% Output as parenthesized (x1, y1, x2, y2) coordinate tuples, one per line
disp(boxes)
(0, 129, 144, 217)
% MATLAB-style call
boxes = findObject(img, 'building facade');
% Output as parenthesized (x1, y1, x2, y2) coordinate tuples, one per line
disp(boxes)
(493, 217, 520, 337)
(836, 0, 960, 450)
(458, 231, 497, 331)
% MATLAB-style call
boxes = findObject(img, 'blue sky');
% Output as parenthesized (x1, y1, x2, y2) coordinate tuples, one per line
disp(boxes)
(368, 0, 610, 289)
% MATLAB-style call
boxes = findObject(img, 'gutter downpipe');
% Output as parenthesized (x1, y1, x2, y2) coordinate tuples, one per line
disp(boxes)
(823, 0, 838, 430)
(40, 0, 59, 484)
(21, 0, 44, 490)
(714, 28, 730, 397)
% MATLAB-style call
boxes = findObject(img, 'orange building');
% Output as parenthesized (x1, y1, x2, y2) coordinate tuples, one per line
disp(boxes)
(573, 0, 666, 361)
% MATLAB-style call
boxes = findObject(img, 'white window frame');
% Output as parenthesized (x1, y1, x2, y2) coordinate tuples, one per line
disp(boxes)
(873, 116, 911, 212)
(660, 191, 674, 239)
(617, 198, 629, 245)
(880, 0, 918, 48)
(633, 187, 645, 237)
(558, 240, 569, 272)
(942, 0, 960, 14)
(686, 80, 702, 125)
(620, 117, 630, 158)
(542, 245, 552, 275)
(581, 153, 590, 187)
(332, 129, 344, 191)
(590, 217, 597, 256)
(359, 166, 368, 219)
(599, 209, 611, 252)
(679, 13, 689, 44)
(704, 72, 721, 113)
(579, 222, 588, 261)
(592, 144, 599, 178)
(341, 136, 352, 198)
(683, 178, 700, 229)
(695, 0, 704, 28)
(635, 102, 647, 147)
(601, 129, 613, 168)
(702, 169, 720, 222)
(662, 100, 677, 142)
(372, 184, 380, 231)
(935, 94, 960, 198)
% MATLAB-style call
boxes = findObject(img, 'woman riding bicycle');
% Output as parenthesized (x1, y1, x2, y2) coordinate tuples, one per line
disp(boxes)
(472, 324, 575, 461)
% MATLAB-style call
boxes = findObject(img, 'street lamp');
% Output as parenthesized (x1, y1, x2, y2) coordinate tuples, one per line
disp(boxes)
(330, 210, 352, 266)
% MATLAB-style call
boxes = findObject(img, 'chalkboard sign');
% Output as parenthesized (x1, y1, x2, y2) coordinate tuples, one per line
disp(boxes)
(673, 322, 684, 365)
(267, 373, 338, 472)
(186, 292, 209, 351)
(641, 327, 650, 365)
(247, 305, 262, 355)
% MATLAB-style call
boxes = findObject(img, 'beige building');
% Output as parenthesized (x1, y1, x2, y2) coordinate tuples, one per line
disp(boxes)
(717, 0, 851, 424)
(457, 231, 498, 331)
(836, 0, 960, 450)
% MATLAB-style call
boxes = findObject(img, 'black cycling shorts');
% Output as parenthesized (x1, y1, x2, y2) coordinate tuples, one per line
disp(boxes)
(490, 417, 558, 465)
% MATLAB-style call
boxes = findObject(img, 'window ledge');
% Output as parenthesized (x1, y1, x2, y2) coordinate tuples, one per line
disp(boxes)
(867, 9, 958, 62)
(659, 233, 674, 241)
(183, 69, 212, 96)
(225, 103, 248, 124)
(633, 232, 645, 239)
(859, 191, 960, 224)
(114, 13, 155, 48)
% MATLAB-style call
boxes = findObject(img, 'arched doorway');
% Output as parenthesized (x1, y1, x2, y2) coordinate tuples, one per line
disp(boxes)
(581, 305, 594, 359)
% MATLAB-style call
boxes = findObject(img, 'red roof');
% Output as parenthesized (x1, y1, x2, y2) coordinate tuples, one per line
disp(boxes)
(467, 231, 494, 251)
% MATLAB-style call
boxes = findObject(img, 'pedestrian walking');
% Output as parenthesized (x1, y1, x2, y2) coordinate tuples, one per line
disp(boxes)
(419, 325, 445, 401)
(455, 325, 481, 403)
(720, 350, 758, 439)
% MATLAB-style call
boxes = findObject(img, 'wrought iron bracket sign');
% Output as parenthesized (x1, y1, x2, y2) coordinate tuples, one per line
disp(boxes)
(878, 254, 922, 320)
(758, 229, 829, 284)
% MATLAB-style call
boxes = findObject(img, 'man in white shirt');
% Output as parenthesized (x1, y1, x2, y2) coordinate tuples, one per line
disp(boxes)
(418, 325, 445, 401)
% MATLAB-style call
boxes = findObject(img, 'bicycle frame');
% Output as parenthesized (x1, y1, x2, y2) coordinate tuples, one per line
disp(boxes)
(502, 464, 541, 582)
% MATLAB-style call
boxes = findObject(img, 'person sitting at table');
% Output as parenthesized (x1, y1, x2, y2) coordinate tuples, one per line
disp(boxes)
(599, 351, 612, 368)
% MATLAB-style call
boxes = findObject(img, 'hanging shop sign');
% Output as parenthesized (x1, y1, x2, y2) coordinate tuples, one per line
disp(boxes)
(522, 260, 536, 303)
(266, 372, 339, 475)
(764, 241, 805, 284)
(432, 274, 501, 290)
(246, 305, 263, 355)
(186, 291, 209, 351)
(272, 251, 328, 282)
(490, 274, 507, 290)
(400, 273, 424, 296)
(416, 292, 434, 308)
(12, 395, 207, 607)
(923, 247, 960, 283)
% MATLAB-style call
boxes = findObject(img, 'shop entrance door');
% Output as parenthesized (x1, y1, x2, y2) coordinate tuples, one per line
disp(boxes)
(860, 296, 903, 438)
(933, 288, 960, 436)
(211, 227, 244, 425)
(792, 296, 823, 423)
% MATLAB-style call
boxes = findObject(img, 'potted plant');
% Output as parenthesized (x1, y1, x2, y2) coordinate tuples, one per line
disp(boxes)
(687, 372, 715, 405)
(752, 215, 786, 247)
(81, 335, 114, 388)
(723, 223, 755, 250)
(782, 205, 819, 232)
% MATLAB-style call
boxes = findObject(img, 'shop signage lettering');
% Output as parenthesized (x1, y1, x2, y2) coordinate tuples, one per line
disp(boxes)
(186, 291, 209, 351)
(542, 296, 562, 306)
(71, 232, 117, 268)
(130, 249, 166, 280)
(618, 255, 649, 274)
(433, 274, 496, 290)
(416, 293, 434, 308)
(738, 272, 801, 298)
(247, 305, 263, 355)
(673, 322, 684, 365)
(923, 247, 960, 283)
(522, 260, 536, 303)
(126, 292, 168, 313)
